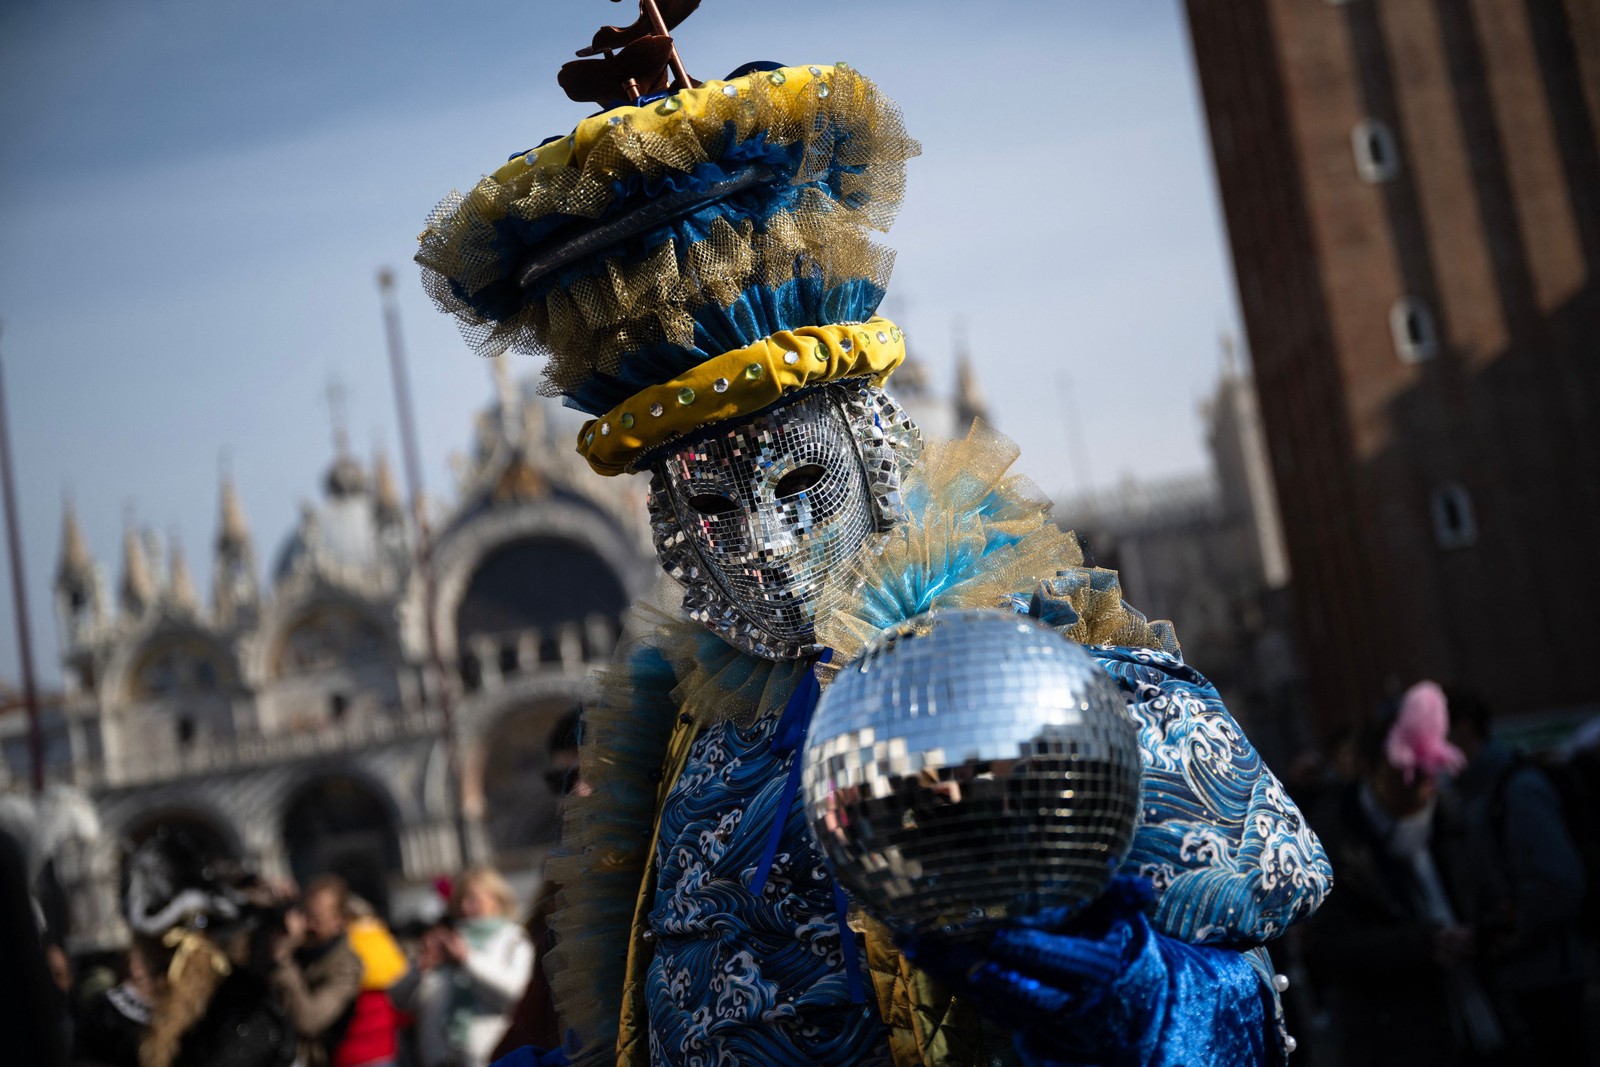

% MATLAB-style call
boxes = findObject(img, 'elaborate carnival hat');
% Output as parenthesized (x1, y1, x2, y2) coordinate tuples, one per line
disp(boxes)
(417, 0, 921, 477)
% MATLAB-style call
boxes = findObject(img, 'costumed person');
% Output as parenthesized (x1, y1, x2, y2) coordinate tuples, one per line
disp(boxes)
(415, 4, 1333, 1064)
(74, 828, 297, 1067)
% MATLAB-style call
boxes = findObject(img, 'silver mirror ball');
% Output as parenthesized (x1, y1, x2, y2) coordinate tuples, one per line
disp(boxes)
(802, 610, 1143, 939)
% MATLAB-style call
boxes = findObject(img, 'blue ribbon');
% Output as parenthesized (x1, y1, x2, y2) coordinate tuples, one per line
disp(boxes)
(751, 646, 832, 891)
(833, 877, 867, 1005)
(747, 646, 865, 1004)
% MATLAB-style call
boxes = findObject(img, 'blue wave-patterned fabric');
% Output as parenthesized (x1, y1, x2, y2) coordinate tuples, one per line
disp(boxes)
(639, 643, 1325, 1064)
(645, 714, 893, 1067)
(1091, 645, 1332, 944)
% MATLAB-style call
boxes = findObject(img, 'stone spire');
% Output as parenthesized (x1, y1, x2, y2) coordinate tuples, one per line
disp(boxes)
(56, 501, 93, 588)
(372, 447, 404, 523)
(119, 519, 155, 620)
(217, 472, 251, 553)
(167, 538, 198, 612)
(212, 470, 259, 627)
(323, 377, 368, 498)
(493, 350, 522, 440)
(952, 323, 990, 432)
(54, 500, 101, 647)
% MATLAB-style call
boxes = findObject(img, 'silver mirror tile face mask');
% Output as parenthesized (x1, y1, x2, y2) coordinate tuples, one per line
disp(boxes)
(648, 384, 921, 660)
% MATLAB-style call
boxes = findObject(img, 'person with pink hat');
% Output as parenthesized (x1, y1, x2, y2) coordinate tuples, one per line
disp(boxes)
(1298, 681, 1511, 1066)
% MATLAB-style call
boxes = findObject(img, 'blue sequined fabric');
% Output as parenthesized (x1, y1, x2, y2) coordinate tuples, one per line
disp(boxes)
(645, 714, 893, 1067)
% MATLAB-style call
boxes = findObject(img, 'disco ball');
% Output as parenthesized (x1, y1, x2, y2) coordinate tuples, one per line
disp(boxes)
(802, 609, 1143, 939)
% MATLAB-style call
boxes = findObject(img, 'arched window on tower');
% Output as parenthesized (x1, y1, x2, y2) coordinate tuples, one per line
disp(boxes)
(1390, 297, 1439, 363)
(1353, 118, 1401, 183)
(1430, 483, 1478, 550)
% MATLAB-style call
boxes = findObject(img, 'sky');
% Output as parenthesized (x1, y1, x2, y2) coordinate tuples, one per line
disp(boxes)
(0, 0, 1242, 685)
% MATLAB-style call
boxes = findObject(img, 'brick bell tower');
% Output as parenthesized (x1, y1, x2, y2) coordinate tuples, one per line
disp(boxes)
(1184, 0, 1600, 733)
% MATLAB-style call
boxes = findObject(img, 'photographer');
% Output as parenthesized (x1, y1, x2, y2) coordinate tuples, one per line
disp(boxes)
(393, 867, 530, 1067)
(269, 875, 362, 1067)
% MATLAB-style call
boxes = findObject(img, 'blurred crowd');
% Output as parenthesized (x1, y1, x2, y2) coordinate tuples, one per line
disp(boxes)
(23, 854, 545, 1067)
(2, 686, 1596, 1067)
(0, 709, 588, 1067)
(1281, 682, 1599, 1066)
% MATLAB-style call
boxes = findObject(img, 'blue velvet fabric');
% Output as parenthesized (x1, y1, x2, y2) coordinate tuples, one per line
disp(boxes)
(900, 877, 1274, 1067)
(460, 134, 820, 328)
(489, 1045, 571, 1067)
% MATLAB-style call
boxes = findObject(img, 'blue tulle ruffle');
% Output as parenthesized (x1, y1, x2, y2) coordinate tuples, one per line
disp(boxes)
(563, 272, 885, 415)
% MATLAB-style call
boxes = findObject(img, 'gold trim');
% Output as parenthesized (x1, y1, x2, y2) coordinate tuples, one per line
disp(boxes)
(575, 317, 905, 475)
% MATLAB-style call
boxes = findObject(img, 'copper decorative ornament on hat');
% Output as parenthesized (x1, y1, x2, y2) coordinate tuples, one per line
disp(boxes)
(802, 609, 1143, 938)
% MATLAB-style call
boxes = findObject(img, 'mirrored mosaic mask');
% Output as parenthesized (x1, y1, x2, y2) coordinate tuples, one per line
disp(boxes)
(648, 384, 921, 660)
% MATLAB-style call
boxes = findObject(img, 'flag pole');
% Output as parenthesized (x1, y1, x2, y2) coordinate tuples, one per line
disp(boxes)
(0, 325, 46, 793)
(375, 273, 474, 866)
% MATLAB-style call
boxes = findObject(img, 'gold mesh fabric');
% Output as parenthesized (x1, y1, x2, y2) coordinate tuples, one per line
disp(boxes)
(536, 202, 897, 399)
(815, 422, 1181, 667)
(416, 65, 918, 396)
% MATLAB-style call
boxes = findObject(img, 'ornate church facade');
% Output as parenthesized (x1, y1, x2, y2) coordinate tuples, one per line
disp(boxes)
(35, 369, 656, 950)
(4, 349, 985, 954)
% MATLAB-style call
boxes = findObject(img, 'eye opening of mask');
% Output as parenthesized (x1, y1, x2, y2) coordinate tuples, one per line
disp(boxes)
(686, 491, 740, 517)
(775, 463, 826, 499)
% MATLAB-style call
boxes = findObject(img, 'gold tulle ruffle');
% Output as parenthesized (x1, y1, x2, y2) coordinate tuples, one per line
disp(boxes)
(416, 64, 918, 379)
(534, 203, 897, 400)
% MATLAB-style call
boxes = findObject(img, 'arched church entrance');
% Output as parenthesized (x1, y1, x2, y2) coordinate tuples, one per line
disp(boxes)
(124, 808, 239, 860)
(478, 698, 579, 867)
(281, 774, 401, 918)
